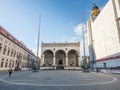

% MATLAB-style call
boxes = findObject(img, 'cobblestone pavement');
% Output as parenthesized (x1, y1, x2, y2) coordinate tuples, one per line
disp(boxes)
(0, 70, 120, 90)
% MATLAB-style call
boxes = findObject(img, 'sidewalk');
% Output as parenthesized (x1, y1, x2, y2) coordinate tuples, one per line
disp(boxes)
(110, 70, 120, 74)
(100, 69, 120, 75)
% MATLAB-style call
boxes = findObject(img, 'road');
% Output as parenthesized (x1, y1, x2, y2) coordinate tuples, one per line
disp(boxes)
(0, 70, 120, 90)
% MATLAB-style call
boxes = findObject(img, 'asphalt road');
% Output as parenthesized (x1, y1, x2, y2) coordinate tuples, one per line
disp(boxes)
(0, 70, 120, 90)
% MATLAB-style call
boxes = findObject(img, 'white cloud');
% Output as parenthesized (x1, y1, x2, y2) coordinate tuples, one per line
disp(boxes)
(74, 23, 87, 36)
(61, 22, 89, 56)
(73, 23, 89, 56)
(61, 36, 81, 42)
(70, 36, 81, 42)
(71, 37, 77, 41)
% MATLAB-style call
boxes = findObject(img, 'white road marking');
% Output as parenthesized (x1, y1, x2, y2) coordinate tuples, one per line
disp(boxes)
(7, 80, 34, 81)
(0, 74, 117, 86)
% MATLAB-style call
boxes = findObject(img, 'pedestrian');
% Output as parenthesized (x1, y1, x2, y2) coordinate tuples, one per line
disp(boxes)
(8, 69, 12, 77)
(96, 68, 99, 73)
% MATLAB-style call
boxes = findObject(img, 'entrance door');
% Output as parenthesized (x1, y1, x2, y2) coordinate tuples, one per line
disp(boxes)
(57, 59, 64, 69)
(58, 59, 63, 65)
(55, 50, 66, 66)
(55, 50, 65, 69)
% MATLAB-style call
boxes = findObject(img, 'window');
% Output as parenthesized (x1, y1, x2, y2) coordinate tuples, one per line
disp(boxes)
(3, 48, 6, 55)
(3, 46, 7, 55)
(16, 51, 18, 58)
(0, 38, 3, 41)
(103, 62, 107, 69)
(16, 60, 17, 64)
(0, 43, 2, 53)
(14, 50, 16, 57)
(11, 49, 13, 57)
(5, 40, 7, 44)
(7, 49, 10, 56)
(5, 59, 8, 67)
(9, 60, 11, 68)
(12, 61, 14, 67)
(1, 59, 4, 67)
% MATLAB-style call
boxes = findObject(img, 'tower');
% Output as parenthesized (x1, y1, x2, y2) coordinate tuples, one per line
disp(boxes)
(91, 3, 100, 21)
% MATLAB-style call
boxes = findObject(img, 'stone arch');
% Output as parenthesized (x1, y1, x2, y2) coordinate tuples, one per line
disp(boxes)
(55, 50, 66, 66)
(68, 49, 78, 66)
(44, 50, 53, 66)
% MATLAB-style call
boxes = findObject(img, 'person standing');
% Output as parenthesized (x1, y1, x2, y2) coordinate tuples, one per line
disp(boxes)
(8, 69, 12, 77)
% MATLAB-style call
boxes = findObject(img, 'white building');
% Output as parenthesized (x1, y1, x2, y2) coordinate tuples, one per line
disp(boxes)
(0, 26, 35, 71)
(41, 42, 81, 69)
(87, 0, 120, 69)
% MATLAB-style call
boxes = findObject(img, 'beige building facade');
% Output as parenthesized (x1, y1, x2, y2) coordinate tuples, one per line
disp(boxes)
(87, 0, 120, 69)
(41, 42, 81, 69)
(0, 26, 35, 71)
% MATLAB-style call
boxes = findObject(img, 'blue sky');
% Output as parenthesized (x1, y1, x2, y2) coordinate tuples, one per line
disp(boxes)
(0, 0, 108, 56)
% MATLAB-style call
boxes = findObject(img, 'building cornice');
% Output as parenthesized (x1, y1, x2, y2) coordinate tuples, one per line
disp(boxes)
(42, 42, 80, 47)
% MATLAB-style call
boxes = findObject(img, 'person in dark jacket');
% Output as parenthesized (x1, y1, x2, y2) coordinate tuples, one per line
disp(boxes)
(8, 69, 12, 77)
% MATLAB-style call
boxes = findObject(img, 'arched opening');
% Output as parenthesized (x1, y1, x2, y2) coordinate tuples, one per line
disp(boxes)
(44, 50, 53, 67)
(55, 50, 66, 66)
(68, 50, 78, 67)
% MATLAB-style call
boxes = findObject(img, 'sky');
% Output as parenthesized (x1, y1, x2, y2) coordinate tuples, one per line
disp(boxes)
(0, 0, 108, 57)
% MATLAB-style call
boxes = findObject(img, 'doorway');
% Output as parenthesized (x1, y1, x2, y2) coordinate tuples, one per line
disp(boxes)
(58, 59, 63, 65)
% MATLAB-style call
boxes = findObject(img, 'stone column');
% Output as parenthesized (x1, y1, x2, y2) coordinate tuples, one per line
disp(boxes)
(66, 56, 68, 66)
(78, 56, 80, 66)
(41, 54, 44, 66)
(53, 56, 55, 66)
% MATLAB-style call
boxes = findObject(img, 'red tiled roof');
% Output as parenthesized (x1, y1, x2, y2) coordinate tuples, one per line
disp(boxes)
(0, 25, 35, 56)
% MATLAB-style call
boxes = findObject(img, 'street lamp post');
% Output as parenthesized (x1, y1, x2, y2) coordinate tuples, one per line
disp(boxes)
(82, 22, 86, 60)
(36, 14, 41, 70)
(81, 12, 89, 72)
(82, 22, 87, 71)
